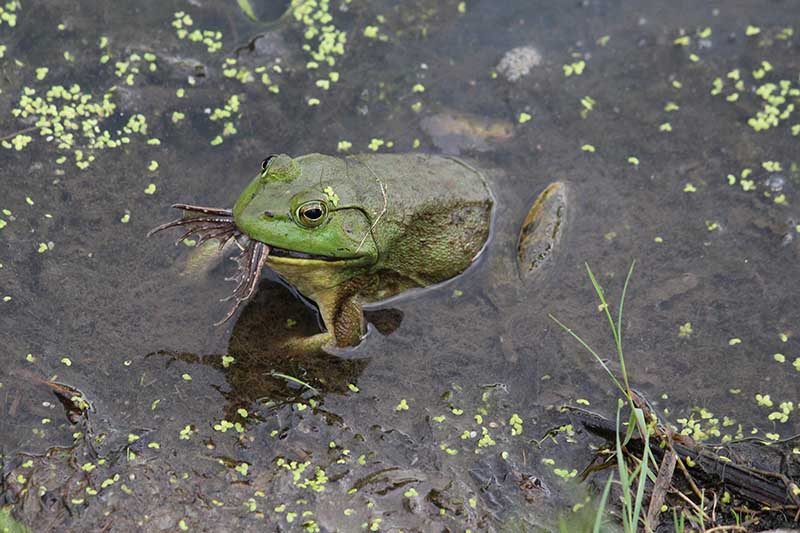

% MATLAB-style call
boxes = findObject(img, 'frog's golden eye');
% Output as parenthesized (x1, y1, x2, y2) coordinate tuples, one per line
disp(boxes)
(261, 155, 275, 171)
(295, 201, 328, 228)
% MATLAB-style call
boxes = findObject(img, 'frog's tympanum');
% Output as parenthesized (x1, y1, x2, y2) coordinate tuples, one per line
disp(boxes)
(150, 153, 566, 351)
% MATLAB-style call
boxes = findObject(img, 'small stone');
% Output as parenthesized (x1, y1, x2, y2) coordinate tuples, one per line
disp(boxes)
(496, 46, 542, 82)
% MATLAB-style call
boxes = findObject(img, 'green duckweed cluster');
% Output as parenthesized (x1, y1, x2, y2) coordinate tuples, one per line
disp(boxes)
(113, 52, 158, 86)
(292, 0, 349, 105)
(208, 94, 242, 146)
(711, 60, 800, 134)
(0, 0, 18, 27)
(171, 11, 223, 53)
(276, 457, 329, 492)
(7, 84, 150, 169)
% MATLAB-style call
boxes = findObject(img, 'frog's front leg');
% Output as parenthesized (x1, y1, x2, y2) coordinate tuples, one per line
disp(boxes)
(283, 293, 365, 352)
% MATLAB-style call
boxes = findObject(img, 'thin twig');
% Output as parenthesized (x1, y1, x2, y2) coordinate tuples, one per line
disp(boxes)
(672, 489, 711, 523)
(705, 526, 748, 533)
(673, 449, 705, 501)
(352, 157, 388, 253)
(0, 125, 38, 142)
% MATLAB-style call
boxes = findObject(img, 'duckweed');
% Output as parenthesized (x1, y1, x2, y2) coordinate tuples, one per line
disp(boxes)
(755, 394, 773, 407)
(178, 425, 193, 440)
(553, 468, 577, 480)
(172, 11, 222, 52)
(745, 25, 761, 36)
(0, 1, 17, 28)
(563, 60, 586, 77)
(580, 96, 595, 118)
(291, 0, 349, 105)
(363, 26, 378, 39)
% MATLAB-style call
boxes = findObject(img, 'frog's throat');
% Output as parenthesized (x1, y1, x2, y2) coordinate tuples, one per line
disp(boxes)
(265, 252, 372, 297)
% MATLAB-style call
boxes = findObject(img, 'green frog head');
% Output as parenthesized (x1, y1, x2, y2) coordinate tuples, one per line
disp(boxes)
(232, 153, 379, 275)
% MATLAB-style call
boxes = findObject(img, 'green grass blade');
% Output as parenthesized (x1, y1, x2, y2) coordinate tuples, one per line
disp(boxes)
(549, 314, 626, 396)
(616, 259, 636, 354)
(592, 473, 615, 533)
(615, 401, 633, 530)
(622, 409, 638, 446)
(237, 0, 259, 21)
(673, 508, 685, 533)
(270, 371, 319, 394)
(585, 263, 620, 348)
(631, 408, 651, 531)
(614, 260, 637, 396)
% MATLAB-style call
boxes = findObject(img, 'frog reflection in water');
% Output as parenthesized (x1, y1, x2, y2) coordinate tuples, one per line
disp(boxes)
(150, 153, 567, 351)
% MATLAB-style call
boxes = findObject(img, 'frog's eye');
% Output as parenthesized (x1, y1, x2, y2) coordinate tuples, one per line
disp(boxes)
(261, 155, 275, 171)
(295, 201, 328, 228)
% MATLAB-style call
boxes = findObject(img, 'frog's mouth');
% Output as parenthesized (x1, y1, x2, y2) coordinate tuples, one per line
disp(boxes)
(266, 246, 342, 262)
(148, 203, 271, 326)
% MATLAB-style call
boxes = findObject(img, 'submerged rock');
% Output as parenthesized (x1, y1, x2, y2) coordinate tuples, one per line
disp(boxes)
(496, 45, 542, 82)
(420, 110, 513, 154)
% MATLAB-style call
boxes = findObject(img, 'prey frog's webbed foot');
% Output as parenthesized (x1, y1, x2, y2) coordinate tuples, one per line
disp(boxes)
(147, 204, 239, 249)
(516, 181, 569, 280)
(149, 203, 273, 326)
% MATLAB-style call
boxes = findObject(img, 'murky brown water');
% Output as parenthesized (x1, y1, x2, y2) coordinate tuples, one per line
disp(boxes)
(2, 1, 799, 531)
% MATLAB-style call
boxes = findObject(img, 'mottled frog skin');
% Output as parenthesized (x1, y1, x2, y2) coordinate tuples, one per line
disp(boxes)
(233, 153, 494, 349)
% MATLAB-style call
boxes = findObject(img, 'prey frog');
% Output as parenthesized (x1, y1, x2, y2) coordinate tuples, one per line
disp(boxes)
(150, 153, 567, 351)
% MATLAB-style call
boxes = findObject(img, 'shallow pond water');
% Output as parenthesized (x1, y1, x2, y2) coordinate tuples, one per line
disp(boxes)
(1, 1, 799, 531)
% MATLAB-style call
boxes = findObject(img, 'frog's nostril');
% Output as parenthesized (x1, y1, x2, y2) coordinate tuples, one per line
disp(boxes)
(262, 210, 274, 218)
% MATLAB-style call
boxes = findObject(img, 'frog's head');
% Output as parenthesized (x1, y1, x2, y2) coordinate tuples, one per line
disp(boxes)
(232, 154, 379, 281)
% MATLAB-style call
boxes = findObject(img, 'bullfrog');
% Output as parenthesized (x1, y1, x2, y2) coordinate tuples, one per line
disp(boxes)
(150, 153, 567, 351)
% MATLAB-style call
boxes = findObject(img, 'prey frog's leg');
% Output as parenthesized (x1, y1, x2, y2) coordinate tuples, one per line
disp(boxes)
(516, 181, 569, 280)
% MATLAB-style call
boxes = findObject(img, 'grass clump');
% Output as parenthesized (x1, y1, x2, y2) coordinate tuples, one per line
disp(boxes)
(551, 261, 665, 533)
